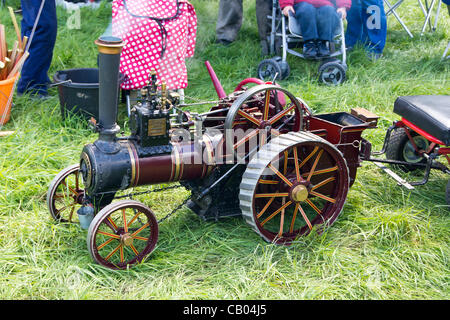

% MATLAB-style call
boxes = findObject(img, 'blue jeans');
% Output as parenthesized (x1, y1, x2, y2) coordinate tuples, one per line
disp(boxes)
(17, 0, 57, 96)
(345, 0, 387, 54)
(293, 3, 339, 42)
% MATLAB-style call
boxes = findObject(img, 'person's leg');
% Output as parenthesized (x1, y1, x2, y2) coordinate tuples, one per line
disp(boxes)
(255, 0, 272, 55)
(361, 0, 386, 54)
(294, 1, 318, 41)
(294, 1, 318, 58)
(316, 5, 337, 42)
(316, 5, 339, 57)
(216, 0, 243, 44)
(345, 0, 364, 49)
(17, 0, 57, 96)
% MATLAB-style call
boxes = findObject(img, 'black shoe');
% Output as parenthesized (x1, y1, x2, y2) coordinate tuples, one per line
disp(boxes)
(303, 40, 317, 59)
(317, 40, 331, 57)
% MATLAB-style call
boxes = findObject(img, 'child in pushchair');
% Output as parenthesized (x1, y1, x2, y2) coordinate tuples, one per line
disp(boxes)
(257, 0, 350, 85)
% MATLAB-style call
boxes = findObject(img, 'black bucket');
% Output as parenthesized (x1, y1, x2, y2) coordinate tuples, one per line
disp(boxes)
(54, 68, 124, 121)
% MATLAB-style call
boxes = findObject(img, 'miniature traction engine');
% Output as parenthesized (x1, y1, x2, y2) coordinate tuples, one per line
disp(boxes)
(47, 36, 378, 270)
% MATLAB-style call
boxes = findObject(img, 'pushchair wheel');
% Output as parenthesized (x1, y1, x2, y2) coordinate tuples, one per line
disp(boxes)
(272, 57, 290, 79)
(318, 60, 346, 86)
(257, 58, 289, 81)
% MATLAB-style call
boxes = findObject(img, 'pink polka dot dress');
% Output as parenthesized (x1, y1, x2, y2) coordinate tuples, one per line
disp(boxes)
(112, 0, 197, 90)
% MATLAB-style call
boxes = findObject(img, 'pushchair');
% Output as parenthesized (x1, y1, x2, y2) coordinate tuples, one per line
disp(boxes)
(257, 0, 348, 85)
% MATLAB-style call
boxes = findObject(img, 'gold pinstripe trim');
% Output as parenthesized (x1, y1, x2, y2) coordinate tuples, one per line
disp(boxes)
(126, 143, 137, 187)
(203, 136, 215, 176)
(172, 144, 181, 181)
(341, 128, 365, 133)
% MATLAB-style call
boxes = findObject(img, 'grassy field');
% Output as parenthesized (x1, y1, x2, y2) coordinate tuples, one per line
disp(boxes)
(0, 0, 448, 300)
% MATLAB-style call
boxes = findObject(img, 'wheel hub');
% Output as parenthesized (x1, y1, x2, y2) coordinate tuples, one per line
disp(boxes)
(75, 191, 85, 204)
(259, 120, 272, 131)
(403, 136, 429, 163)
(290, 184, 309, 202)
(120, 233, 134, 247)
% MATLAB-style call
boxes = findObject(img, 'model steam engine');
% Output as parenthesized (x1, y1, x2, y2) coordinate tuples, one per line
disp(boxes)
(48, 36, 377, 270)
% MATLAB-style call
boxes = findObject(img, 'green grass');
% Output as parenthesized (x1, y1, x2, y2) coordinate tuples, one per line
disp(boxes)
(0, 0, 449, 299)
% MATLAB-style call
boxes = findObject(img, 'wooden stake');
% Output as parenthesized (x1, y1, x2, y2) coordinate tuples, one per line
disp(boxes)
(3, 57, 11, 79)
(15, 49, 23, 64)
(9, 41, 18, 66)
(0, 61, 5, 80)
(0, 25, 5, 61)
(21, 36, 28, 51)
(7, 51, 29, 79)
(8, 7, 22, 49)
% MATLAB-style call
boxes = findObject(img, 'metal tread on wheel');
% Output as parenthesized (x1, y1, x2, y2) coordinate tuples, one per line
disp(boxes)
(239, 131, 350, 245)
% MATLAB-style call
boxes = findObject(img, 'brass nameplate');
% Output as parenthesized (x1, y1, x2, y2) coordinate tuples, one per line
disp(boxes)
(148, 118, 166, 136)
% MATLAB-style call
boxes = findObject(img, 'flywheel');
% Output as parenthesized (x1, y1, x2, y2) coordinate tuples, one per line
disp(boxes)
(239, 131, 350, 244)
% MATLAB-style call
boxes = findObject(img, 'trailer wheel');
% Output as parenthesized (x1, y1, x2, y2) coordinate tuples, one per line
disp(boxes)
(240, 131, 349, 244)
(385, 127, 430, 172)
(47, 164, 84, 223)
(87, 200, 158, 270)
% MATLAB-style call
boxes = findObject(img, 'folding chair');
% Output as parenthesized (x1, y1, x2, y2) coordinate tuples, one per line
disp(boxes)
(384, 0, 414, 38)
(443, 41, 450, 60)
(418, 0, 443, 35)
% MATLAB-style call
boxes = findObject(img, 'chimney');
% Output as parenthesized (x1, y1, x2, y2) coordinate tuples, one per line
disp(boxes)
(94, 36, 123, 142)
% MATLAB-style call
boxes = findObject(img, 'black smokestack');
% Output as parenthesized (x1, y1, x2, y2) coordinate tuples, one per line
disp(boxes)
(94, 36, 123, 141)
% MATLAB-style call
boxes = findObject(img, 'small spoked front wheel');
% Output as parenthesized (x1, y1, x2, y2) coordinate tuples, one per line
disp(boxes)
(87, 200, 159, 270)
(47, 164, 85, 223)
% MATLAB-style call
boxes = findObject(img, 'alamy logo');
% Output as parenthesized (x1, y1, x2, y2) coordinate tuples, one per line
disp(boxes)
(366, 5, 381, 30)
(67, 8, 81, 30)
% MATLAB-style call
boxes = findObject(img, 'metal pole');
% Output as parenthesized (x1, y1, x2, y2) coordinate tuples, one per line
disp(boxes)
(384, 0, 414, 38)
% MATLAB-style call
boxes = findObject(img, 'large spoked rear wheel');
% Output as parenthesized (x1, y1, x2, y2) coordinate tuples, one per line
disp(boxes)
(240, 131, 349, 244)
(87, 200, 159, 270)
(47, 164, 84, 223)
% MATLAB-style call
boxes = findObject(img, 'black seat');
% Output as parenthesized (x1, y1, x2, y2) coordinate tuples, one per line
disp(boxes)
(393, 95, 450, 146)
